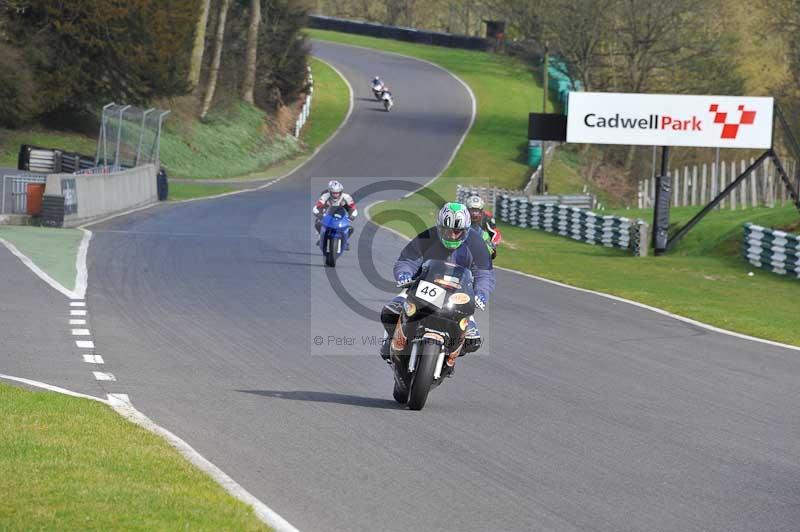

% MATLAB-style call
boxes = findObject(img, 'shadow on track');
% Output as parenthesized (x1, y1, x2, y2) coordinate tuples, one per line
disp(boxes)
(237, 389, 402, 410)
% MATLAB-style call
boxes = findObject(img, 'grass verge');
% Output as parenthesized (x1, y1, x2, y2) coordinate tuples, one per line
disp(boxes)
(0, 383, 269, 530)
(168, 182, 239, 201)
(374, 202, 800, 346)
(160, 101, 301, 180)
(321, 28, 800, 346)
(0, 226, 82, 291)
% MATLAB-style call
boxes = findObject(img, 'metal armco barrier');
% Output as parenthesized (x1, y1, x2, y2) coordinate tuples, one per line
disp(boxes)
(496, 194, 649, 256)
(743, 223, 800, 278)
(308, 15, 489, 51)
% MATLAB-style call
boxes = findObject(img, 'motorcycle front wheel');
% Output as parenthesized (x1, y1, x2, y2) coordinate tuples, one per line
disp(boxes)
(407, 341, 440, 410)
(325, 237, 340, 267)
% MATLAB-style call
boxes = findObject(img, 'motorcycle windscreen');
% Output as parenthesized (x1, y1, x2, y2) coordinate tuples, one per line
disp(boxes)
(322, 205, 349, 229)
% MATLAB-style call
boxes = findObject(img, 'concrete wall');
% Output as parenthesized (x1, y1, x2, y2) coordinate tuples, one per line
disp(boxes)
(45, 164, 157, 227)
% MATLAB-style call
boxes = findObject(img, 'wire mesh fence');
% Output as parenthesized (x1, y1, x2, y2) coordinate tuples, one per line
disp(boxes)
(95, 103, 170, 170)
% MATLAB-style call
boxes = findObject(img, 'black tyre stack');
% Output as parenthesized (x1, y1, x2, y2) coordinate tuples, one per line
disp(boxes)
(40, 195, 65, 227)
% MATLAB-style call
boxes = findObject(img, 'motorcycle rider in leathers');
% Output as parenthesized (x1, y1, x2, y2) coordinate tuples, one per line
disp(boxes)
(313, 179, 357, 245)
(379, 202, 495, 377)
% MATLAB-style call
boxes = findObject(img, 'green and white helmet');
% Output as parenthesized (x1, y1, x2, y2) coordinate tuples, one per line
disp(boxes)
(436, 202, 470, 249)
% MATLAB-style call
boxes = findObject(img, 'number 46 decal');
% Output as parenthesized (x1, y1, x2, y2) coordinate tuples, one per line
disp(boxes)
(415, 280, 445, 308)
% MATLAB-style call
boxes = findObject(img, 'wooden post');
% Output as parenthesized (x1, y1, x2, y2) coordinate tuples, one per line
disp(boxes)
(643, 179, 649, 208)
(719, 161, 726, 209)
(713, 162, 720, 208)
(673, 171, 679, 207)
(739, 159, 748, 209)
(700, 164, 707, 204)
(766, 160, 772, 206)
(542, 43, 549, 114)
(651, 176, 655, 207)
(638, 181, 643, 208)
(682, 166, 689, 206)
(750, 158, 758, 207)
(730, 161, 737, 210)
(765, 158, 774, 207)
(691, 165, 698, 206)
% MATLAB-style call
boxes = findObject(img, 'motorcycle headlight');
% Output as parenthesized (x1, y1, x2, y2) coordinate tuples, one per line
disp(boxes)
(448, 292, 471, 305)
(459, 317, 469, 331)
(403, 301, 417, 317)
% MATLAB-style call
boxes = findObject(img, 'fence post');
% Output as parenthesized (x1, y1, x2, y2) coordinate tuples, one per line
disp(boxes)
(738, 159, 747, 208)
(691, 165, 698, 206)
(672, 171, 679, 207)
(719, 161, 726, 209)
(700, 163, 707, 204)
(730, 161, 737, 209)
(711, 162, 717, 207)
(765, 158, 774, 207)
(737, 160, 745, 208)
(682, 166, 689, 206)
(638, 181, 644, 209)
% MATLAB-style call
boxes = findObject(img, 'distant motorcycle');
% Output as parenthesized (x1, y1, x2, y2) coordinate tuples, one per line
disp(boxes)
(388, 260, 476, 410)
(382, 91, 394, 112)
(371, 82, 385, 100)
(319, 205, 352, 268)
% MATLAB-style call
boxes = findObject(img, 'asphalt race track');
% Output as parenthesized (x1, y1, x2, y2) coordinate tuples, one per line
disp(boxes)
(6, 41, 800, 531)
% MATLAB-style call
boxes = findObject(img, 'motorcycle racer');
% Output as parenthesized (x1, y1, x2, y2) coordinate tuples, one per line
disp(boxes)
(379, 202, 495, 376)
(465, 195, 501, 259)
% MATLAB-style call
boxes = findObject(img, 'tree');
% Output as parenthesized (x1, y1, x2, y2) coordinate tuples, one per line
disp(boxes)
(254, 0, 310, 111)
(540, 0, 614, 92)
(189, 0, 212, 89)
(2, 0, 195, 122)
(242, 0, 261, 104)
(201, 0, 231, 119)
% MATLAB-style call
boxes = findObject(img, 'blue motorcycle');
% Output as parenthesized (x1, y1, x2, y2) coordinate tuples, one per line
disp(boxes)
(320, 205, 352, 267)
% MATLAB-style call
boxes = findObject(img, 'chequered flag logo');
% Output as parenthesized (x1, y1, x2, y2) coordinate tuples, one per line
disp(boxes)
(709, 104, 757, 139)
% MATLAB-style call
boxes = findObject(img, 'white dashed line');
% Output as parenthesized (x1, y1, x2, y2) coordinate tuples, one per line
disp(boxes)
(70, 319, 86, 325)
(82, 354, 104, 364)
(93, 371, 116, 381)
(76, 340, 95, 349)
(71, 328, 91, 336)
(70, 301, 86, 307)
(70, 309, 87, 316)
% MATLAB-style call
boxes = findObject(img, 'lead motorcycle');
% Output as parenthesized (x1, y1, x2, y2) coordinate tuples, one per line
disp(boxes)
(381, 90, 394, 111)
(372, 81, 385, 100)
(388, 260, 476, 410)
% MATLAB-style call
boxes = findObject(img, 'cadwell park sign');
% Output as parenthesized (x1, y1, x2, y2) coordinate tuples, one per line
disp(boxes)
(566, 92, 774, 149)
